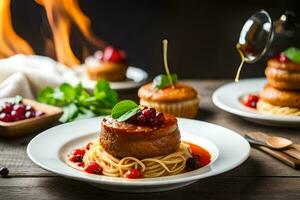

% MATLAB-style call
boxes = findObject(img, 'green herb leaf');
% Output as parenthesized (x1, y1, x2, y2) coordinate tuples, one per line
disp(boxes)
(153, 74, 177, 89)
(116, 107, 140, 122)
(284, 47, 300, 64)
(111, 100, 138, 119)
(37, 80, 119, 123)
(59, 103, 79, 123)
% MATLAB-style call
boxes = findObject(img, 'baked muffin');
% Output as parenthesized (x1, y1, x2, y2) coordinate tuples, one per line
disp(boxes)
(265, 52, 300, 90)
(85, 46, 128, 81)
(138, 82, 200, 118)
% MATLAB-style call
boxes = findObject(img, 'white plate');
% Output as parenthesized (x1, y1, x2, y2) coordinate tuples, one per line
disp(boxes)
(27, 117, 250, 192)
(71, 66, 149, 91)
(212, 78, 300, 127)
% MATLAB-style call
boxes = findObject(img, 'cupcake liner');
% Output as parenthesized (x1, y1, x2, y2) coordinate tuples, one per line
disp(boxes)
(140, 97, 200, 118)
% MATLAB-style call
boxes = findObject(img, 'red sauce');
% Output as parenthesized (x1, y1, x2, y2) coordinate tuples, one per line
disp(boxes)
(184, 141, 211, 168)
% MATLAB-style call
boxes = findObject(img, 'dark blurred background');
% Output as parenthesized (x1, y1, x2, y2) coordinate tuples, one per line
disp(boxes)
(11, 0, 299, 79)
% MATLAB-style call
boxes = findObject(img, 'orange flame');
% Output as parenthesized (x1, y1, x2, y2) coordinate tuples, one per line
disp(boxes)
(0, 0, 34, 58)
(36, 0, 106, 67)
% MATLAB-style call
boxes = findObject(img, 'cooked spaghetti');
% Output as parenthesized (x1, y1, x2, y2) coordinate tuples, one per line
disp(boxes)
(257, 99, 300, 116)
(82, 141, 191, 178)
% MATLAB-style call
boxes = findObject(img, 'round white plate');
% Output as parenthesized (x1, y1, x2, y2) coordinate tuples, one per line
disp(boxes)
(212, 78, 300, 127)
(71, 66, 149, 91)
(27, 117, 250, 192)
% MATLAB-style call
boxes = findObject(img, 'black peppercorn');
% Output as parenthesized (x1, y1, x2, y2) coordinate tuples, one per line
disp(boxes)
(0, 167, 9, 177)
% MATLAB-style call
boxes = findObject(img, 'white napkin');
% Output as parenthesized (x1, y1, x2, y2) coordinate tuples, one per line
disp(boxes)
(0, 54, 79, 99)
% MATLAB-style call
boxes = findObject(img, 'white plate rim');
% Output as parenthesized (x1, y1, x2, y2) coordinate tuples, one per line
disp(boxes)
(212, 78, 300, 123)
(27, 117, 250, 186)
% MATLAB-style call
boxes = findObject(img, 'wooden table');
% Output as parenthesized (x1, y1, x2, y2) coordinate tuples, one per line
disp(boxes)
(1, 80, 300, 200)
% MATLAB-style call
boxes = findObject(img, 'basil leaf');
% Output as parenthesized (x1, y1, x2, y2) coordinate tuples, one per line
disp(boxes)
(59, 83, 76, 102)
(284, 47, 300, 64)
(111, 100, 138, 119)
(116, 107, 140, 122)
(153, 74, 177, 89)
(38, 80, 119, 123)
(59, 103, 79, 123)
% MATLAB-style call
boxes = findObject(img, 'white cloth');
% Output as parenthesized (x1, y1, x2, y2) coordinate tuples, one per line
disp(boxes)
(0, 54, 79, 99)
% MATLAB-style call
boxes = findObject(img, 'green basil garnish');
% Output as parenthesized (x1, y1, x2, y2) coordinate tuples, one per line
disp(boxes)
(153, 74, 178, 89)
(284, 47, 300, 64)
(111, 100, 139, 122)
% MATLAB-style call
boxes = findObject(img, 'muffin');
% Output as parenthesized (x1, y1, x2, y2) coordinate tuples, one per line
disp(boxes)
(138, 82, 200, 118)
(85, 46, 128, 81)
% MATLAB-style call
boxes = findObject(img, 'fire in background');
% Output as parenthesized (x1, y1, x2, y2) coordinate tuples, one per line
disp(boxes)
(0, 0, 106, 67)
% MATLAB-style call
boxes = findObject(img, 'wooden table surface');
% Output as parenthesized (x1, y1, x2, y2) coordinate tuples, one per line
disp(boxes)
(1, 80, 300, 200)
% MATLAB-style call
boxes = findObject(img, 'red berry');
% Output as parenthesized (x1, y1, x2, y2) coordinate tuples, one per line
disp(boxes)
(25, 111, 35, 119)
(136, 114, 146, 125)
(13, 104, 26, 116)
(278, 52, 288, 62)
(156, 112, 164, 124)
(0, 113, 13, 122)
(124, 169, 143, 179)
(142, 108, 156, 118)
(11, 110, 24, 121)
(25, 105, 34, 112)
(186, 154, 202, 170)
(242, 95, 259, 109)
(71, 149, 85, 156)
(86, 143, 92, 150)
(84, 162, 102, 175)
(77, 162, 84, 167)
(102, 46, 126, 62)
(69, 154, 83, 163)
(2, 103, 14, 114)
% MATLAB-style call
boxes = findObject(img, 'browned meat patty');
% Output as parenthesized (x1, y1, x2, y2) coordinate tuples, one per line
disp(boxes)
(99, 113, 180, 159)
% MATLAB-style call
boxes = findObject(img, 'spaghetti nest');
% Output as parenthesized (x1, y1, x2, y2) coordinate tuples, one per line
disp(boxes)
(83, 141, 191, 178)
(257, 99, 300, 116)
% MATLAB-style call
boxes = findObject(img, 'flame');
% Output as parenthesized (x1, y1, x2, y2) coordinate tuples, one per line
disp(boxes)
(0, 0, 34, 58)
(36, 0, 106, 67)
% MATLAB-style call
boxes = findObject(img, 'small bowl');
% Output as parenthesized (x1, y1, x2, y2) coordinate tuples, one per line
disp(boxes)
(0, 98, 63, 138)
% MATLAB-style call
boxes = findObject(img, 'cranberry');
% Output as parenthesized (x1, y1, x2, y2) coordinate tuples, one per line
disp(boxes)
(25, 111, 35, 119)
(77, 162, 84, 167)
(13, 104, 26, 116)
(124, 169, 143, 179)
(102, 46, 126, 62)
(69, 154, 83, 163)
(142, 108, 156, 118)
(156, 112, 164, 123)
(86, 143, 92, 150)
(136, 114, 146, 125)
(84, 162, 102, 175)
(11, 110, 24, 121)
(278, 52, 289, 62)
(186, 154, 201, 170)
(0, 113, 13, 122)
(242, 95, 259, 109)
(71, 149, 85, 156)
(1, 103, 14, 114)
(25, 105, 34, 112)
